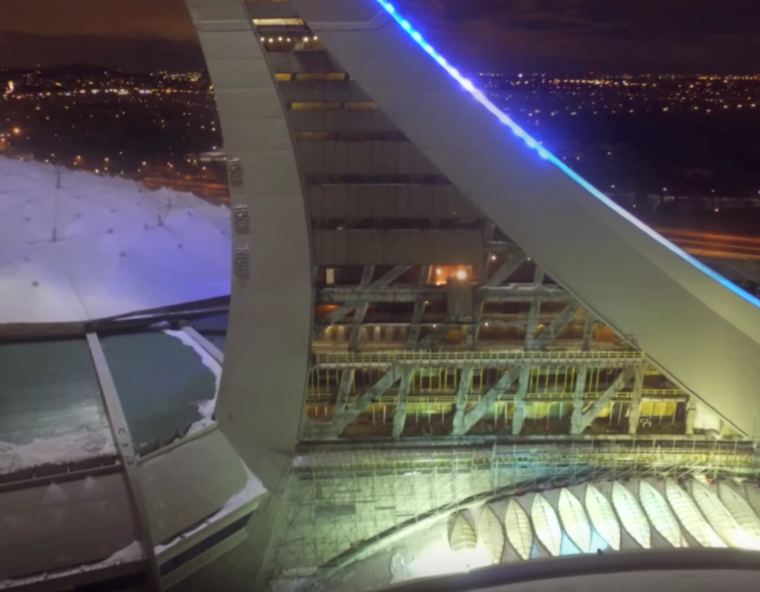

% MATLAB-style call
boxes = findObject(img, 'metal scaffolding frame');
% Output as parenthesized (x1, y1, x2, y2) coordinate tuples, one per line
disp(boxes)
(260, 440, 760, 590)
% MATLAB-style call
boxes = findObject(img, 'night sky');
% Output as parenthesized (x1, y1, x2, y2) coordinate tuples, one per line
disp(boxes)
(0, 0, 759, 73)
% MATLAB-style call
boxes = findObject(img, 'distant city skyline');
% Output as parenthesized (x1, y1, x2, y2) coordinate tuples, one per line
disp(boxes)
(0, 0, 759, 73)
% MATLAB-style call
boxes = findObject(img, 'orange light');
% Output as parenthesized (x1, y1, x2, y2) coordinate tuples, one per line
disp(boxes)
(12, 127, 20, 135)
(455, 269, 467, 280)
(435, 268, 442, 274)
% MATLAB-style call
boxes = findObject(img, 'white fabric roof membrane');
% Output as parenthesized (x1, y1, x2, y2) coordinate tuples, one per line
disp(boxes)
(504, 498, 533, 561)
(611, 482, 651, 549)
(477, 506, 505, 565)
(717, 483, 760, 550)
(531, 494, 562, 557)
(665, 479, 725, 548)
(558, 488, 592, 553)
(443, 479, 760, 568)
(690, 481, 744, 548)
(744, 484, 760, 518)
(0, 158, 231, 324)
(638, 480, 683, 548)
(585, 484, 621, 551)
(450, 514, 477, 553)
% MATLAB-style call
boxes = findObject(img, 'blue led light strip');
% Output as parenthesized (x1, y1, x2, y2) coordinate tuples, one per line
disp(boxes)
(374, 0, 760, 310)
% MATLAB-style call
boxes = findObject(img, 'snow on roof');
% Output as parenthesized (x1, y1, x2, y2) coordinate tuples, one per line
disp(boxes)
(0, 157, 231, 324)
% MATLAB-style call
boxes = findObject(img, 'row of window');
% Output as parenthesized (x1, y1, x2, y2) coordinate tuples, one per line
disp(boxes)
(275, 72, 348, 82)
(289, 101, 377, 111)
(296, 131, 407, 142)
(305, 174, 451, 185)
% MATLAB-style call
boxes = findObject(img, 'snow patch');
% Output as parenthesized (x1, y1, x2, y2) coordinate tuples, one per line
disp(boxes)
(0, 427, 115, 475)
(154, 466, 266, 555)
(163, 329, 221, 436)
(0, 541, 144, 589)
(104, 541, 145, 565)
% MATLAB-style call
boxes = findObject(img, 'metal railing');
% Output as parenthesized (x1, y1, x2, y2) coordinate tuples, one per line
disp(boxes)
(313, 349, 646, 369)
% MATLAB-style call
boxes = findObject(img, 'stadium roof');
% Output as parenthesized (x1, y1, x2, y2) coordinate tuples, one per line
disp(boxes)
(0, 157, 231, 326)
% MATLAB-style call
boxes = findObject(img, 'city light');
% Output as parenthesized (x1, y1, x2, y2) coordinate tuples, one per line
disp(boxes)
(373, 0, 760, 310)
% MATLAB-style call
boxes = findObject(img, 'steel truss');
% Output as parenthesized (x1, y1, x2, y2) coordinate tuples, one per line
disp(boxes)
(260, 441, 760, 591)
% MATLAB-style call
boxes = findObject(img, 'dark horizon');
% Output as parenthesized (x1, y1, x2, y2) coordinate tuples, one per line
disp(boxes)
(1, 0, 759, 74)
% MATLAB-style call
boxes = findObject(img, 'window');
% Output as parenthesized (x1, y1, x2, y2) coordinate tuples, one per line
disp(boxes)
(290, 102, 341, 110)
(294, 72, 347, 82)
(345, 101, 377, 110)
(252, 18, 304, 26)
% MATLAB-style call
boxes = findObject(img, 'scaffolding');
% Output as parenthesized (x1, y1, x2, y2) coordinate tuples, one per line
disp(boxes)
(260, 439, 760, 589)
(313, 350, 646, 370)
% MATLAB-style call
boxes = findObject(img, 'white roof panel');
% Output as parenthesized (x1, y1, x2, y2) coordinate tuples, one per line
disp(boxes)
(558, 488, 592, 553)
(665, 479, 725, 548)
(611, 482, 651, 549)
(639, 480, 682, 548)
(584, 484, 621, 551)
(531, 494, 562, 557)
(504, 498, 533, 561)
(477, 505, 505, 565)
(0, 158, 231, 324)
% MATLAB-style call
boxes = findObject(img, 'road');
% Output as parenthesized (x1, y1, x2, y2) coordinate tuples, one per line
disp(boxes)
(658, 228, 760, 261)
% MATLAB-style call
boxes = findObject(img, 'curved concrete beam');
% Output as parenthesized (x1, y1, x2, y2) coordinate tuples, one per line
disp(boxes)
(185, 0, 312, 486)
(291, 0, 760, 437)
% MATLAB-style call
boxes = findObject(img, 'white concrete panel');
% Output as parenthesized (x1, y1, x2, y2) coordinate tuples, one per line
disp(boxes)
(245, 0, 300, 20)
(140, 430, 252, 545)
(308, 184, 481, 220)
(187, 0, 312, 489)
(290, 109, 397, 132)
(312, 229, 483, 265)
(214, 87, 286, 122)
(291, 0, 760, 437)
(267, 51, 342, 74)
(279, 80, 368, 103)
(297, 141, 440, 175)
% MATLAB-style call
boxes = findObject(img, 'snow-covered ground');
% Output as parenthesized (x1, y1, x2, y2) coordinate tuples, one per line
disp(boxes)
(0, 426, 115, 475)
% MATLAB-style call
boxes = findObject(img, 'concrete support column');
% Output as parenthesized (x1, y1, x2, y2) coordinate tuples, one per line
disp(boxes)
(451, 368, 474, 434)
(570, 367, 589, 434)
(686, 398, 698, 435)
(392, 369, 413, 438)
(628, 367, 644, 435)
(582, 312, 595, 351)
(86, 333, 160, 590)
(511, 367, 532, 435)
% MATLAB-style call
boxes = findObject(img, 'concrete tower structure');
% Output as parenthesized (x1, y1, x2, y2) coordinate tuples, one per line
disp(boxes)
(176, 0, 760, 590)
(3, 0, 760, 591)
